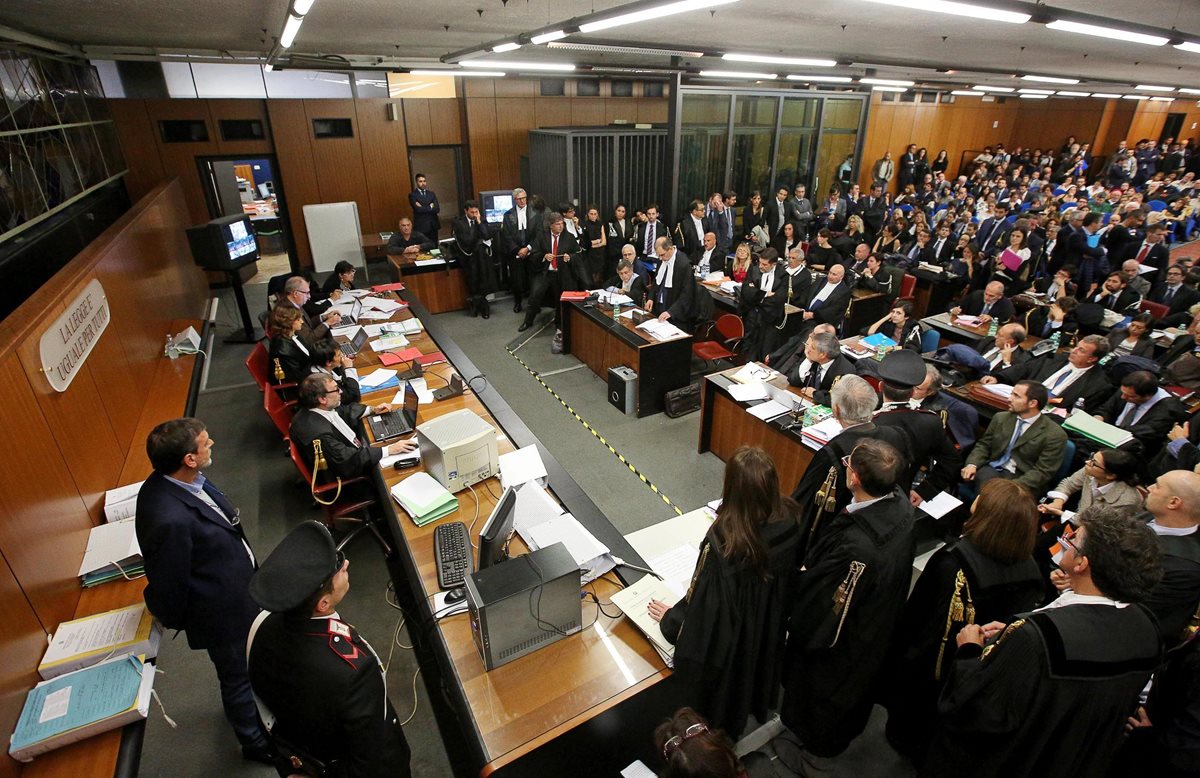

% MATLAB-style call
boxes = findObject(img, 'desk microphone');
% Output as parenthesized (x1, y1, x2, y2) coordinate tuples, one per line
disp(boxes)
(612, 556, 663, 580)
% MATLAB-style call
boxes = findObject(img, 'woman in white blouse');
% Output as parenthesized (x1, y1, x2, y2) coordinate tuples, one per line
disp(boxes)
(1038, 448, 1143, 518)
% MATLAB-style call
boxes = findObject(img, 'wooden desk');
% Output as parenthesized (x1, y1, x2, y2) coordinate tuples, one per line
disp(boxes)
(911, 268, 964, 320)
(349, 293, 675, 776)
(922, 312, 994, 347)
(385, 253, 469, 314)
(698, 366, 817, 490)
(559, 301, 692, 417)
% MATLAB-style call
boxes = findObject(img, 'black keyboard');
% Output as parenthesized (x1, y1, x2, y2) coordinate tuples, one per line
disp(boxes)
(338, 341, 357, 357)
(434, 521, 472, 589)
(368, 411, 412, 440)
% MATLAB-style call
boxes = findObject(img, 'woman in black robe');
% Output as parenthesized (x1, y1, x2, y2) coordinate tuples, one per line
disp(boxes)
(647, 446, 801, 739)
(451, 200, 498, 318)
(881, 479, 1043, 765)
(267, 305, 315, 386)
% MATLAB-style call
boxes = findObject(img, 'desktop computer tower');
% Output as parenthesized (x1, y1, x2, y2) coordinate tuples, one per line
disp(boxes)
(464, 543, 582, 671)
(608, 366, 637, 415)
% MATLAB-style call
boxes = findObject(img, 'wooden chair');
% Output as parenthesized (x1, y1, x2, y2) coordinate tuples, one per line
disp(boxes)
(287, 438, 390, 554)
(693, 313, 745, 368)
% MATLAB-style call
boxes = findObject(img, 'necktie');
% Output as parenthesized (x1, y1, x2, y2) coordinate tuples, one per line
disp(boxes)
(1043, 320, 1053, 337)
(935, 239, 944, 256)
(807, 364, 821, 389)
(551, 235, 558, 270)
(1136, 244, 1150, 264)
(1108, 294, 1118, 310)
(1116, 403, 1137, 428)
(645, 224, 654, 255)
(1166, 286, 1176, 304)
(777, 203, 785, 231)
(990, 417, 1027, 470)
(1048, 368, 1073, 393)
(981, 302, 992, 316)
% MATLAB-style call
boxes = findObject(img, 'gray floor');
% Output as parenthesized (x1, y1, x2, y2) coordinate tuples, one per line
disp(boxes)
(139, 273, 914, 777)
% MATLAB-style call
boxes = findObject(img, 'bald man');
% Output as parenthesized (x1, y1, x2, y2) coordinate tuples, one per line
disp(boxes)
(1137, 470, 1200, 648)
(951, 280, 1015, 324)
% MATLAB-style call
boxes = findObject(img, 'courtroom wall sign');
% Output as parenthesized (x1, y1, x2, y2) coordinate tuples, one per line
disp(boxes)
(39, 278, 110, 392)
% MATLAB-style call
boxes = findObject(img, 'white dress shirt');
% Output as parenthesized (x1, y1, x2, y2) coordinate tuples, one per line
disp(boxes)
(314, 407, 359, 445)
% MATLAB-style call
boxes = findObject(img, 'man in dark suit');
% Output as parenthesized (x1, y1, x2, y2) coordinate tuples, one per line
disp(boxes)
(974, 204, 1011, 257)
(248, 522, 412, 776)
(800, 263, 853, 332)
(928, 222, 955, 266)
(962, 380, 1068, 493)
(1120, 223, 1170, 274)
(1148, 263, 1200, 322)
(974, 322, 1030, 374)
(520, 211, 583, 331)
(860, 183, 887, 240)
(1104, 208, 1144, 259)
(283, 275, 339, 342)
(984, 334, 1116, 413)
(134, 418, 273, 763)
(737, 248, 789, 360)
(1093, 370, 1187, 457)
(605, 253, 647, 303)
(1063, 211, 1108, 297)
(385, 217, 436, 260)
(675, 199, 712, 258)
(898, 144, 917, 190)
(407, 172, 440, 239)
(289, 374, 416, 480)
(705, 192, 734, 256)
(788, 184, 815, 239)
(787, 330, 854, 406)
(451, 200, 498, 318)
(951, 280, 1015, 324)
(764, 186, 793, 241)
(649, 236, 695, 330)
(500, 188, 537, 313)
(1089, 271, 1142, 315)
(635, 204, 668, 272)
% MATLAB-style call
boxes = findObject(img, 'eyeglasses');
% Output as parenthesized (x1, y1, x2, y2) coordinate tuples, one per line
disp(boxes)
(335, 549, 346, 570)
(322, 387, 343, 395)
(662, 722, 710, 760)
(1058, 534, 1082, 557)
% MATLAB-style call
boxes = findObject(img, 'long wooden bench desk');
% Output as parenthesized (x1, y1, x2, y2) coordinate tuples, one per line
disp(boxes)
(344, 290, 679, 776)
(384, 249, 469, 315)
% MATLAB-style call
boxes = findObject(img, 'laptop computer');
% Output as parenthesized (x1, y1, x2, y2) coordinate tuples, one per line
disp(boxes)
(331, 297, 362, 326)
(336, 326, 369, 357)
(367, 383, 419, 441)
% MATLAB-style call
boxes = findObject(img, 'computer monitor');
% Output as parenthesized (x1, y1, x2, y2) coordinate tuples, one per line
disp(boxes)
(480, 190, 515, 224)
(478, 486, 518, 570)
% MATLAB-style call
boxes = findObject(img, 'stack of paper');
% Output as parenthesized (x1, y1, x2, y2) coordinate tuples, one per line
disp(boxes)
(954, 315, 982, 327)
(78, 519, 142, 587)
(360, 296, 404, 313)
(102, 481, 143, 523)
(609, 575, 681, 667)
(392, 379, 433, 405)
(359, 368, 400, 391)
(718, 280, 740, 295)
(329, 323, 363, 340)
(394, 318, 423, 335)
(800, 416, 844, 446)
(918, 261, 945, 274)
(727, 382, 768, 402)
(370, 334, 410, 352)
(595, 290, 634, 306)
(513, 483, 614, 583)
(498, 445, 548, 489)
(9, 655, 154, 763)
(1062, 409, 1134, 448)
(635, 319, 688, 341)
(39, 604, 161, 680)
(729, 362, 779, 385)
(747, 400, 791, 421)
(980, 383, 1014, 399)
(390, 472, 458, 526)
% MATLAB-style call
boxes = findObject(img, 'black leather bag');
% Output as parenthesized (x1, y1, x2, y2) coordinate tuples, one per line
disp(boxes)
(664, 383, 702, 418)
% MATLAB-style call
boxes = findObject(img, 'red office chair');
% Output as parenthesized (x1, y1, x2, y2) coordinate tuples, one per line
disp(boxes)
(693, 314, 745, 368)
(245, 342, 296, 397)
(263, 383, 297, 446)
(287, 438, 390, 554)
(1140, 299, 1169, 321)
(897, 273, 917, 304)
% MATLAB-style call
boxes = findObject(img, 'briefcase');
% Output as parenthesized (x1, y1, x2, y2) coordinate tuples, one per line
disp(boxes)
(664, 382, 701, 418)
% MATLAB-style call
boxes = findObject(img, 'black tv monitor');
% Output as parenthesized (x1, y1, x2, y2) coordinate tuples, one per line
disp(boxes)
(480, 190, 515, 224)
(185, 214, 260, 271)
(478, 486, 518, 570)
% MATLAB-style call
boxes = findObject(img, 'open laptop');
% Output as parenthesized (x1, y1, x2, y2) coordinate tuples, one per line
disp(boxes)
(331, 297, 362, 326)
(366, 382, 419, 441)
(336, 326, 369, 357)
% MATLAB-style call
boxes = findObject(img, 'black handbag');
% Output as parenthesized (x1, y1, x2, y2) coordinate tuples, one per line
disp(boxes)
(664, 383, 702, 418)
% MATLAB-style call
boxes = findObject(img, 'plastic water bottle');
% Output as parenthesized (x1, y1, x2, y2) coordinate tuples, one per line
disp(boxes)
(612, 302, 621, 321)
(164, 334, 176, 359)
(1049, 330, 1061, 349)
(987, 318, 998, 337)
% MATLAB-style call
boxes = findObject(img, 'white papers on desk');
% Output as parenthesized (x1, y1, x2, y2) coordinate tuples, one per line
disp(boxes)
(918, 262, 945, 274)
(729, 362, 780, 385)
(595, 289, 634, 306)
(609, 575, 681, 666)
(414, 258, 446, 267)
(917, 491, 963, 519)
(39, 603, 161, 680)
(980, 382, 1014, 398)
(102, 481, 143, 523)
(718, 280, 740, 295)
(395, 318, 423, 335)
(357, 309, 393, 321)
(360, 296, 402, 313)
(513, 483, 614, 583)
(635, 318, 688, 341)
(727, 382, 769, 402)
(341, 288, 370, 298)
(359, 368, 398, 389)
(392, 379, 433, 404)
(646, 544, 700, 599)
(371, 334, 410, 352)
(330, 323, 362, 340)
(498, 445, 548, 489)
(748, 399, 791, 421)
(379, 444, 420, 470)
(363, 323, 389, 337)
(618, 309, 642, 319)
(800, 416, 843, 446)
(954, 315, 982, 327)
(704, 271, 725, 283)
(78, 519, 140, 577)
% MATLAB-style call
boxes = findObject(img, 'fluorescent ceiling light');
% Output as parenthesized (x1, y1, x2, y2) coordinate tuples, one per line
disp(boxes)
(1121, 94, 1150, 100)
(698, 70, 777, 79)
(723, 53, 837, 67)
(466, 59, 575, 71)
(1022, 75, 1079, 84)
(1135, 84, 1173, 92)
(411, 70, 505, 77)
(861, 0, 1029, 23)
(973, 84, 1014, 92)
(861, 77, 914, 86)
(952, 90, 985, 96)
(785, 75, 854, 83)
(1179, 88, 1200, 95)
(1091, 92, 1121, 98)
(1019, 94, 1048, 99)
(280, 14, 303, 48)
(492, 42, 521, 53)
(1045, 20, 1168, 46)
(531, 30, 567, 44)
(1150, 96, 1174, 102)
(872, 86, 908, 93)
(292, 0, 316, 14)
(548, 41, 703, 57)
(1177, 42, 1200, 53)
(580, 0, 740, 33)
(1056, 91, 1091, 97)
(1018, 88, 1054, 94)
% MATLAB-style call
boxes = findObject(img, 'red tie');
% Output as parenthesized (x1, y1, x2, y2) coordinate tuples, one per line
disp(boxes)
(551, 235, 559, 270)
(1136, 244, 1150, 264)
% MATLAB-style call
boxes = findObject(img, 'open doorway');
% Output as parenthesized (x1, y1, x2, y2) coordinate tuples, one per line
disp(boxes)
(198, 155, 295, 284)
(1161, 114, 1185, 146)
(408, 146, 465, 238)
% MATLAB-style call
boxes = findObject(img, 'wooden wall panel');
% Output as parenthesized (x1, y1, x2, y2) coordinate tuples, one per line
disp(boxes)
(208, 99, 274, 157)
(466, 97, 501, 194)
(637, 98, 668, 124)
(403, 99, 433, 146)
(267, 100, 322, 267)
(303, 100, 369, 207)
(571, 98, 607, 126)
(1127, 101, 1171, 145)
(106, 99, 164, 203)
(0, 553, 50, 778)
(144, 98, 220, 224)
(355, 99, 413, 234)
(426, 99, 464, 145)
(494, 97, 534, 194)
(1015, 100, 1106, 152)
(535, 97, 573, 128)
(493, 79, 537, 98)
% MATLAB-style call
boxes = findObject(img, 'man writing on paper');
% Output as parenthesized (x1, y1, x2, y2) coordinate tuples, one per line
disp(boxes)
(135, 418, 274, 764)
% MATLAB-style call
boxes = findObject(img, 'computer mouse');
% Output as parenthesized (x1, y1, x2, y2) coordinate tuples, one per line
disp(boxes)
(444, 587, 466, 604)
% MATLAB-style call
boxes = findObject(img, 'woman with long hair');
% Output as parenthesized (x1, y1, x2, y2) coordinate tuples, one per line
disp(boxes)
(770, 220, 802, 257)
(1106, 313, 1156, 358)
(867, 300, 923, 350)
(605, 202, 635, 278)
(931, 149, 949, 176)
(581, 203, 607, 286)
(882, 479, 1043, 764)
(725, 242, 754, 283)
(647, 446, 801, 737)
(267, 305, 314, 386)
(741, 190, 766, 242)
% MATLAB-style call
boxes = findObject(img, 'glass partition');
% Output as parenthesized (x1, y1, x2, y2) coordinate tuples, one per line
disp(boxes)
(813, 98, 862, 197)
(678, 93, 730, 218)
(729, 95, 777, 202)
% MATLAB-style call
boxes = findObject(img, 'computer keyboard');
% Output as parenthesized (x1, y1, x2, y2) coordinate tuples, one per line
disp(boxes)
(373, 412, 412, 439)
(338, 341, 357, 357)
(434, 521, 472, 590)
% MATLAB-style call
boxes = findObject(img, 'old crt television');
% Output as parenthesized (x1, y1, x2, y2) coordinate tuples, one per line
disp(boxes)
(415, 409, 498, 493)
(186, 214, 259, 271)
(480, 190, 514, 224)
(465, 542, 582, 670)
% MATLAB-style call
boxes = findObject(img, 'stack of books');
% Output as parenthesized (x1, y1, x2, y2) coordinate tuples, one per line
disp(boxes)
(78, 519, 142, 587)
(1062, 410, 1134, 448)
(390, 472, 458, 526)
(39, 603, 161, 680)
(102, 481, 143, 523)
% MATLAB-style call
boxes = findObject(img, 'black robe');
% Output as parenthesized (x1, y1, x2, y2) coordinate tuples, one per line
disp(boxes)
(881, 539, 1043, 762)
(659, 510, 801, 737)
(781, 489, 916, 757)
(451, 216, 498, 298)
(922, 603, 1162, 778)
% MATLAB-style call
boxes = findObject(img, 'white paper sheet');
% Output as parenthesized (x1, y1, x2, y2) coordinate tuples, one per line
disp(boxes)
(359, 368, 398, 389)
(747, 399, 790, 420)
(917, 491, 963, 519)
(646, 544, 700, 599)
(727, 382, 769, 402)
(498, 445, 548, 489)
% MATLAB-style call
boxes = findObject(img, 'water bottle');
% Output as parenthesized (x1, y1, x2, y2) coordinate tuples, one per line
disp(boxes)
(612, 302, 621, 321)
(164, 334, 176, 359)
(987, 318, 998, 337)
(1049, 330, 1061, 349)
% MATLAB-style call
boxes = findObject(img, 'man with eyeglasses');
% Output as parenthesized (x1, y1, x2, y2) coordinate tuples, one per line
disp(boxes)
(283, 275, 340, 343)
(135, 418, 274, 764)
(924, 506, 1162, 777)
(247, 521, 411, 776)
(289, 374, 416, 481)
